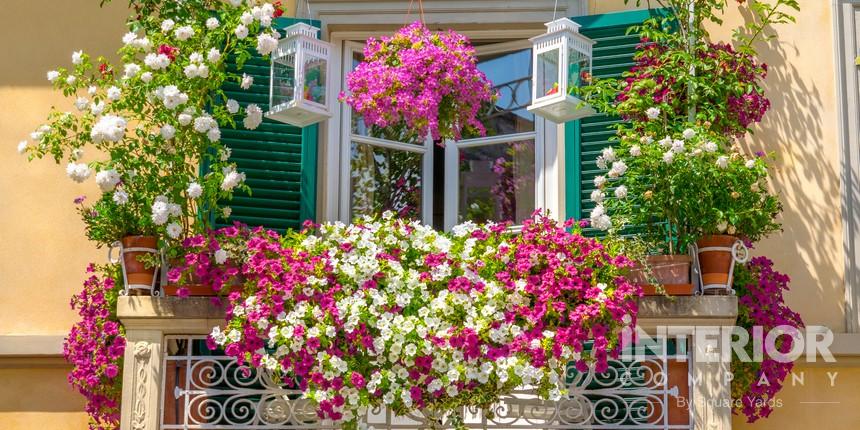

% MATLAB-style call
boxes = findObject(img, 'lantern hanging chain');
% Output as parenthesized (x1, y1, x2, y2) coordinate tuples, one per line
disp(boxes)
(404, 0, 426, 26)
(297, 0, 312, 20)
(553, 0, 559, 21)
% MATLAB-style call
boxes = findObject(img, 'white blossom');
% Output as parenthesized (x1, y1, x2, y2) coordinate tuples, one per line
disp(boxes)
(640, 135, 653, 145)
(106, 86, 121, 101)
(90, 101, 105, 115)
(140, 72, 153, 83)
(243, 104, 263, 129)
(601, 147, 616, 163)
(235, 24, 249, 39)
(745, 159, 756, 168)
(90, 115, 127, 143)
(74, 97, 88, 111)
(658, 136, 672, 148)
(221, 167, 246, 191)
(184, 63, 209, 78)
(608, 160, 627, 178)
(66, 162, 92, 183)
(47, 70, 59, 83)
(151, 200, 170, 225)
(161, 85, 189, 109)
(95, 169, 121, 192)
(87, 85, 97, 96)
(682, 128, 696, 140)
(222, 206, 232, 218)
(671, 139, 685, 153)
(226, 99, 240, 114)
(65, 75, 77, 85)
(161, 19, 175, 32)
(72, 50, 84, 65)
(704, 141, 718, 153)
(178, 113, 193, 126)
(206, 17, 220, 30)
(228, 0, 242, 6)
(645, 107, 660, 119)
(124, 63, 141, 78)
(166, 222, 183, 239)
(160, 124, 176, 140)
(132, 37, 151, 51)
(595, 156, 607, 170)
(207, 48, 221, 63)
(17, 141, 28, 155)
(113, 189, 128, 205)
(122, 32, 137, 45)
(214, 249, 228, 264)
(716, 156, 728, 169)
(256, 33, 279, 56)
(590, 190, 605, 203)
(174, 25, 194, 41)
(193, 115, 217, 133)
(593, 175, 607, 188)
(186, 182, 203, 199)
(590, 204, 611, 231)
(629, 145, 641, 157)
(189, 52, 204, 63)
(240, 12, 254, 25)
(614, 185, 628, 199)
(662, 151, 674, 164)
(240, 73, 254, 90)
(207, 127, 221, 142)
(144, 53, 171, 70)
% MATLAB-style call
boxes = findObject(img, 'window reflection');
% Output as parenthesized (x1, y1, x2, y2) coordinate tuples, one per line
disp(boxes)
(350, 142, 423, 221)
(459, 140, 536, 224)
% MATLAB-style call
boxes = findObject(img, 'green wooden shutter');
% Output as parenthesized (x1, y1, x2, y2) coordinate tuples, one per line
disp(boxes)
(218, 17, 320, 231)
(565, 10, 665, 224)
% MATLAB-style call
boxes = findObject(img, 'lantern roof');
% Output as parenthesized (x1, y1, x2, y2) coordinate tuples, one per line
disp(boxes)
(529, 17, 595, 47)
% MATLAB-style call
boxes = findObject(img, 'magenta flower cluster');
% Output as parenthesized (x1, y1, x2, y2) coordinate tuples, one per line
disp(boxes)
(733, 256, 804, 422)
(341, 21, 496, 142)
(172, 213, 641, 427)
(63, 264, 125, 430)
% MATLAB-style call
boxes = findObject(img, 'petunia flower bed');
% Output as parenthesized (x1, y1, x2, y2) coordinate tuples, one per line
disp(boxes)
(341, 21, 496, 143)
(171, 212, 641, 428)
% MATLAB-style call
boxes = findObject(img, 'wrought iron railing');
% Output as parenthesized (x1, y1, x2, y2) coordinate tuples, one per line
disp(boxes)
(161, 336, 691, 430)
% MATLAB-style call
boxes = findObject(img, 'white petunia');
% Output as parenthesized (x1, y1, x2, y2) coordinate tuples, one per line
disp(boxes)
(106, 86, 121, 101)
(662, 150, 674, 164)
(66, 162, 92, 183)
(226, 99, 240, 114)
(17, 140, 28, 155)
(72, 50, 84, 65)
(614, 185, 628, 199)
(186, 182, 203, 199)
(629, 145, 641, 157)
(174, 25, 194, 41)
(716, 156, 728, 169)
(214, 249, 228, 264)
(160, 19, 175, 32)
(124, 63, 141, 78)
(113, 189, 129, 205)
(90, 115, 128, 143)
(243, 104, 263, 129)
(47, 70, 59, 83)
(240, 73, 253, 90)
(645, 107, 660, 119)
(682, 128, 696, 140)
(166, 222, 182, 239)
(234, 24, 249, 39)
(256, 33, 279, 55)
(207, 48, 221, 63)
(160, 124, 176, 140)
(95, 169, 121, 192)
(206, 17, 220, 30)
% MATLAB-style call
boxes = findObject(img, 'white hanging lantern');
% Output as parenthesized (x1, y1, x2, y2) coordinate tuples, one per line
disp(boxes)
(267, 22, 332, 127)
(527, 18, 597, 123)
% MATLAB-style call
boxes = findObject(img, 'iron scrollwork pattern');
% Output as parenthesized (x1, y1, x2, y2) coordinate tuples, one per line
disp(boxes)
(161, 336, 691, 429)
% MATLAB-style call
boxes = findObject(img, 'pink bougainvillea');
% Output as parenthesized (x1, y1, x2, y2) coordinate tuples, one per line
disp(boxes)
(63, 265, 125, 430)
(732, 256, 804, 422)
(341, 21, 496, 142)
(172, 212, 641, 428)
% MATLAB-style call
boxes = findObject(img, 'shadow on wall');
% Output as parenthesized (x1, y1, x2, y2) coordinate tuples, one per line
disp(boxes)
(0, 0, 128, 86)
(733, 7, 843, 330)
(0, 368, 84, 412)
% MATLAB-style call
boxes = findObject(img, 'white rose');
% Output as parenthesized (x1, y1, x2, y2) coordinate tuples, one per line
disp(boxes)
(716, 156, 729, 169)
(113, 189, 129, 205)
(614, 185, 628, 199)
(207, 48, 221, 63)
(47, 70, 60, 83)
(186, 182, 203, 199)
(106, 86, 121, 101)
(226, 99, 240, 114)
(166, 222, 182, 239)
(745, 159, 756, 168)
(662, 151, 674, 164)
(17, 141, 28, 155)
(160, 124, 176, 140)
(161, 19, 175, 32)
(234, 24, 249, 39)
(629, 145, 641, 157)
(682, 128, 696, 140)
(240, 73, 253, 90)
(645, 107, 660, 119)
(174, 25, 194, 41)
(95, 169, 121, 192)
(72, 50, 84, 65)
(206, 17, 220, 30)
(140, 72, 153, 83)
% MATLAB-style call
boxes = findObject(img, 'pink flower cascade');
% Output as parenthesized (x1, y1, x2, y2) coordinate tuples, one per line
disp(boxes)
(63, 264, 125, 430)
(341, 22, 496, 142)
(173, 213, 641, 428)
(734, 256, 804, 422)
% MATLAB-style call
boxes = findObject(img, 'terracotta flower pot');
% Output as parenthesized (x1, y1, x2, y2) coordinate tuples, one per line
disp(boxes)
(121, 235, 159, 294)
(696, 235, 740, 294)
(627, 255, 694, 296)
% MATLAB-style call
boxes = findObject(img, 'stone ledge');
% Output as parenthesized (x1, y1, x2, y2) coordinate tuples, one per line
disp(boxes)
(119, 295, 738, 333)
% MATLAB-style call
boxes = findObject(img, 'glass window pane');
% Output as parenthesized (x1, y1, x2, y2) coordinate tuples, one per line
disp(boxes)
(350, 142, 423, 221)
(459, 140, 535, 224)
(271, 54, 296, 108)
(303, 56, 326, 105)
(462, 49, 535, 139)
(536, 48, 560, 99)
(567, 46, 589, 92)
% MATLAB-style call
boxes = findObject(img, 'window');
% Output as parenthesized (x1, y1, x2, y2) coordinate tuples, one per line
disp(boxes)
(339, 39, 547, 230)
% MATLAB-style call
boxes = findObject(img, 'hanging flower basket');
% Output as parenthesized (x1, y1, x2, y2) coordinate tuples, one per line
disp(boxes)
(341, 21, 496, 142)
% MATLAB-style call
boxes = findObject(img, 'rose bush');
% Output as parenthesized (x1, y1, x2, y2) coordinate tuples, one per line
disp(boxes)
(171, 212, 641, 428)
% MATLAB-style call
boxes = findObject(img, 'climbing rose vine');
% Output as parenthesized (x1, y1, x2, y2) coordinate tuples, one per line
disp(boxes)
(63, 265, 125, 430)
(732, 256, 803, 422)
(341, 21, 496, 143)
(172, 212, 641, 428)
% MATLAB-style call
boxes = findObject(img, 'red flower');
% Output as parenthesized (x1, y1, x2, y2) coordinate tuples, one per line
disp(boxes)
(273, 1, 284, 17)
(158, 44, 179, 62)
(98, 63, 112, 76)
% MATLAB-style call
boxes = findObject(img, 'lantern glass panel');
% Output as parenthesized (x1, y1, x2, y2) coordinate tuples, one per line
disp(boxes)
(567, 46, 589, 94)
(303, 55, 327, 106)
(272, 53, 297, 109)
(536, 48, 561, 99)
